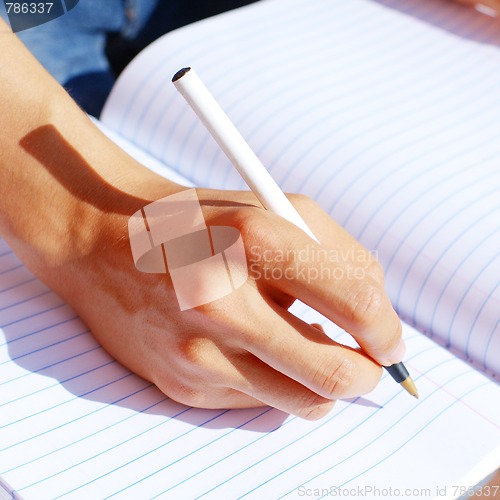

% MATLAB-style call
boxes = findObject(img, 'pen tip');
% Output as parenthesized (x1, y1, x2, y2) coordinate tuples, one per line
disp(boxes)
(400, 376, 419, 399)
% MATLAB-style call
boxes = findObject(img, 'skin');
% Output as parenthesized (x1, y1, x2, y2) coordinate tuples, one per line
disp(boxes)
(0, 17, 409, 420)
(454, 0, 500, 12)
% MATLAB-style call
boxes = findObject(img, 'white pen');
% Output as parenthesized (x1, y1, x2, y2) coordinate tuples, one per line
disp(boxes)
(172, 66, 418, 398)
(172, 67, 317, 242)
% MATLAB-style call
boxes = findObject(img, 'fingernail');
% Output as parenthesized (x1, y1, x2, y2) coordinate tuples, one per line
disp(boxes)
(389, 338, 406, 364)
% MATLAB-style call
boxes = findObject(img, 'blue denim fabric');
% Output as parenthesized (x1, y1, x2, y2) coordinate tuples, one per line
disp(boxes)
(1, 0, 258, 116)
(0, 0, 158, 115)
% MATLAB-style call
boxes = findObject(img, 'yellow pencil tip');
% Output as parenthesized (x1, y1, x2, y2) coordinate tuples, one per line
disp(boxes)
(401, 377, 419, 399)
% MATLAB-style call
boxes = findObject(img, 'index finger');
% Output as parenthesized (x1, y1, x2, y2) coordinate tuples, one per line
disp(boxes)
(248, 209, 405, 367)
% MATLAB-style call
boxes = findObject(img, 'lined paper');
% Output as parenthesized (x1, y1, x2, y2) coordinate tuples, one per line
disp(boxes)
(1, 0, 499, 498)
(1, 246, 499, 499)
(103, 0, 500, 376)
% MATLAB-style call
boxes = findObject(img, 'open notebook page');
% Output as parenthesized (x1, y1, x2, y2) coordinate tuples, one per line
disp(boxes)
(102, 0, 500, 377)
(0, 234, 499, 499)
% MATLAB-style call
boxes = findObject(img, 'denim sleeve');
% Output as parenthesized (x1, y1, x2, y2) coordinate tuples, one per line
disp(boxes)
(1, 1, 125, 84)
(0, 0, 251, 116)
(0, 0, 158, 115)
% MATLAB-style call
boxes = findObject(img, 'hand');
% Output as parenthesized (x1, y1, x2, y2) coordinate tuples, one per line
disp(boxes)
(33, 171, 403, 420)
(0, 18, 404, 419)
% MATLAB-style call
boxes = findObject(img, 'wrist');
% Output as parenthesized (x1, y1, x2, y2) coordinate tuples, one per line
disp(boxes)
(2, 99, 182, 292)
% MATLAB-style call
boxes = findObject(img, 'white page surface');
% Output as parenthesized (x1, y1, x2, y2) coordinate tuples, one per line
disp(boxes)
(0, 241, 499, 499)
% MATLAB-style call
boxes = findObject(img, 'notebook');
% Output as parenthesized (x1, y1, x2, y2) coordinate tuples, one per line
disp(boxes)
(1, 0, 499, 498)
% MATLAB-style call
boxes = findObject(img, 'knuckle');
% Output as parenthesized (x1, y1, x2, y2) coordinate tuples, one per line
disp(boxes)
(235, 208, 282, 258)
(365, 259, 385, 285)
(313, 357, 355, 398)
(297, 393, 336, 420)
(166, 381, 208, 408)
(238, 327, 272, 352)
(177, 337, 215, 373)
(343, 281, 384, 330)
(231, 206, 269, 243)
